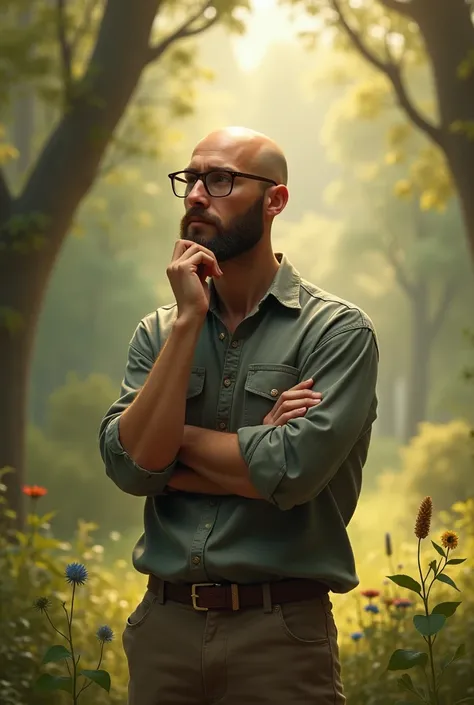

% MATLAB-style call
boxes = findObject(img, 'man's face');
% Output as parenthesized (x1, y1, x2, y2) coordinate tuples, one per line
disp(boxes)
(179, 190, 265, 263)
(178, 143, 267, 263)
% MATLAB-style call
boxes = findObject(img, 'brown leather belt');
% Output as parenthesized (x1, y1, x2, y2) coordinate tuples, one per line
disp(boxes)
(147, 574, 329, 612)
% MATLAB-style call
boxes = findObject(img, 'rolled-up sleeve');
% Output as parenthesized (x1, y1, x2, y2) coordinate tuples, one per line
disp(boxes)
(237, 324, 378, 510)
(98, 322, 177, 497)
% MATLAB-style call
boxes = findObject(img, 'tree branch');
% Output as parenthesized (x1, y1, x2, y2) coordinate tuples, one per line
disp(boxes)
(330, 0, 444, 148)
(0, 168, 12, 219)
(56, 0, 73, 105)
(146, 1, 218, 64)
(385, 235, 415, 296)
(375, 0, 418, 18)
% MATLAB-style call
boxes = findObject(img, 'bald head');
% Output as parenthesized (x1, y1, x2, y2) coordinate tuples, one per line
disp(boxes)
(192, 126, 288, 186)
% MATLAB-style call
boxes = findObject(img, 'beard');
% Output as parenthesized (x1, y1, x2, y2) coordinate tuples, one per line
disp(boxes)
(179, 194, 265, 263)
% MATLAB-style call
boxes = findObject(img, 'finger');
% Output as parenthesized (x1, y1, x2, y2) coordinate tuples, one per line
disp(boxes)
(171, 240, 191, 261)
(179, 244, 223, 276)
(183, 251, 221, 277)
(278, 397, 321, 415)
(274, 407, 308, 426)
(270, 387, 321, 416)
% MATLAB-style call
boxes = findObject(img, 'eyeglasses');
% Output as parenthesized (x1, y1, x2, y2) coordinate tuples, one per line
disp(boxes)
(168, 169, 278, 198)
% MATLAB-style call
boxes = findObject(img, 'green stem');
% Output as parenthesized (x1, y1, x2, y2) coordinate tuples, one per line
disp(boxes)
(418, 538, 439, 705)
(77, 641, 104, 698)
(44, 610, 69, 642)
(67, 584, 78, 704)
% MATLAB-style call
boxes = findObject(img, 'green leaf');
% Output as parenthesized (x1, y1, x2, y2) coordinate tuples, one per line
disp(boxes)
(432, 602, 462, 618)
(436, 573, 460, 592)
(35, 674, 73, 694)
(387, 574, 422, 596)
(79, 669, 111, 693)
(432, 541, 446, 558)
(387, 649, 429, 671)
(397, 673, 418, 694)
(429, 560, 438, 575)
(42, 644, 72, 664)
(447, 558, 467, 565)
(440, 644, 466, 672)
(413, 613, 446, 637)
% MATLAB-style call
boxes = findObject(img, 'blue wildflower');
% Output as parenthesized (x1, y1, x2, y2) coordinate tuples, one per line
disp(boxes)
(96, 625, 114, 643)
(351, 631, 364, 641)
(364, 604, 380, 614)
(33, 597, 51, 612)
(65, 563, 88, 586)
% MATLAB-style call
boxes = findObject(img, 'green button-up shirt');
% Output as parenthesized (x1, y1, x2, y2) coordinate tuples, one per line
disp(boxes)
(99, 254, 378, 593)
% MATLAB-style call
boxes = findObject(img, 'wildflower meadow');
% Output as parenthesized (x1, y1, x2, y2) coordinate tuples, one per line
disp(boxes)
(1, 468, 473, 704)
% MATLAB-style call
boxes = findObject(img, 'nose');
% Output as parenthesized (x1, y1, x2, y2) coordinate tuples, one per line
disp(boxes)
(186, 178, 210, 209)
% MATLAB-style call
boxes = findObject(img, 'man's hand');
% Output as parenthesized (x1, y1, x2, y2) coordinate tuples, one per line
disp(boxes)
(167, 240, 223, 322)
(263, 378, 322, 426)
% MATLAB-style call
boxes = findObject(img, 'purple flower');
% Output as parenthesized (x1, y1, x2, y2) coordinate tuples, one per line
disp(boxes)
(364, 603, 380, 614)
(394, 598, 413, 609)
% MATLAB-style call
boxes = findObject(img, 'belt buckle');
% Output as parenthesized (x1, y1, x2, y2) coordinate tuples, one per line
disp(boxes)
(191, 583, 215, 611)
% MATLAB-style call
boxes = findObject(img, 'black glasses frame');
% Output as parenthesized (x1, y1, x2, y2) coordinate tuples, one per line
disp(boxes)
(167, 169, 278, 198)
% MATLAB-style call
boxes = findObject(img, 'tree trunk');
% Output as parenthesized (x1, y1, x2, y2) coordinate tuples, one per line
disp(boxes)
(417, 0, 474, 265)
(0, 0, 205, 527)
(405, 282, 431, 441)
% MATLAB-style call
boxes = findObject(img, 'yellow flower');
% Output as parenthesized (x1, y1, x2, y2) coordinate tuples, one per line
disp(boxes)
(415, 496, 433, 539)
(441, 531, 458, 550)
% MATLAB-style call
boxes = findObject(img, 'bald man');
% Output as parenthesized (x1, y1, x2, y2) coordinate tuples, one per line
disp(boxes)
(100, 127, 379, 704)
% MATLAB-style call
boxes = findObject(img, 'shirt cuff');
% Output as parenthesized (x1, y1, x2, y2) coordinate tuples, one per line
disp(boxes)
(103, 416, 177, 496)
(237, 425, 286, 506)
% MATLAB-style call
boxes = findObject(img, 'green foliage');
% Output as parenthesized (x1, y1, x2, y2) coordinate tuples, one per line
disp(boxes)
(401, 421, 474, 514)
(385, 502, 467, 704)
(33, 561, 113, 703)
(0, 470, 143, 705)
(26, 373, 143, 540)
(336, 499, 474, 705)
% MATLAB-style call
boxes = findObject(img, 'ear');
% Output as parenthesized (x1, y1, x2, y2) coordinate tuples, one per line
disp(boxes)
(265, 185, 289, 217)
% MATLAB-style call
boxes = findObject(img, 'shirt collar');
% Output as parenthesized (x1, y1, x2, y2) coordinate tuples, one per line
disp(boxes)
(209, 253, 301, 313)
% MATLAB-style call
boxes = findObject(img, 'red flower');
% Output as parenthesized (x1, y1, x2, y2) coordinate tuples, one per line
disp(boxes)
(393, 598, 413, 609)
(361, 589, 380, 600)
(383, 597, 394, 607)
(23, 485, 47, 499)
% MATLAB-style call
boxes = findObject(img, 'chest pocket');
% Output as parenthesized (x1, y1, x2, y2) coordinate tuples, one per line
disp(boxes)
(185, 367, 206, 427)
(243, 364, 300, 427)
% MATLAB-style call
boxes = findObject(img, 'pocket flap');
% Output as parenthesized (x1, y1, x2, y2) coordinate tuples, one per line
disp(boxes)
(244, 364, 299, 401)
(186, 366, 206, 399)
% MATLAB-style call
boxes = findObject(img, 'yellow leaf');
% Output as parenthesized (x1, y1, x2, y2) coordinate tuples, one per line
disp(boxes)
(394, 179, 413, 198)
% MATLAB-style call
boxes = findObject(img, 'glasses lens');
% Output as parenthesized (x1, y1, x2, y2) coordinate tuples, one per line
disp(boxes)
(206, 171, 233, 197)
(172, 172, 197, 198)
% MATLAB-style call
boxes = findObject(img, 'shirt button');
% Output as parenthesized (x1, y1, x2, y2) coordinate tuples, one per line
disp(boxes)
(219, 333, 225, 340)
(223, 378, 232, 387)
(219, 421, 227, 431)
(270, 388, 279, 397)
(192, 556, 201, 565)
(231, 340, 239, 348)
(204, 523, 212, 529)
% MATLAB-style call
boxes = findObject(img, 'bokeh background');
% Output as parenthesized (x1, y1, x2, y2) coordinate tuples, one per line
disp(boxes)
(1, 1, 473, 703)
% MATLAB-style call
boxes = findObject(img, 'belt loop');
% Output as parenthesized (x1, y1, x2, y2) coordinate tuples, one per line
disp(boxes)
(156, 578, 165, 605)
(262, 583, 273, 613)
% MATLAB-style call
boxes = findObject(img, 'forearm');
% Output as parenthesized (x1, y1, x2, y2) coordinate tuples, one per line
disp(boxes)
(167, 465, 232, 495)
(119, 317, 202, 471)
(178, 426, 262, 499)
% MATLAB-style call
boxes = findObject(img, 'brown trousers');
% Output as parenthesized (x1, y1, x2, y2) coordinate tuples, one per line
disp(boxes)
(122, 585, 346, 705)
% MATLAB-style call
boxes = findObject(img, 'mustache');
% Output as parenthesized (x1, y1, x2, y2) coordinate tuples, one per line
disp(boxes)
(183, 208, 221, 228)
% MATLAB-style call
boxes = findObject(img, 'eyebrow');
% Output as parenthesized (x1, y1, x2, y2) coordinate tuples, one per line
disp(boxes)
(184, 165, 238, 173)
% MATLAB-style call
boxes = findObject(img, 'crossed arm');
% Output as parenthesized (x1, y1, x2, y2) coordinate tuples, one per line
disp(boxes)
(168, 426, 262, 498)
